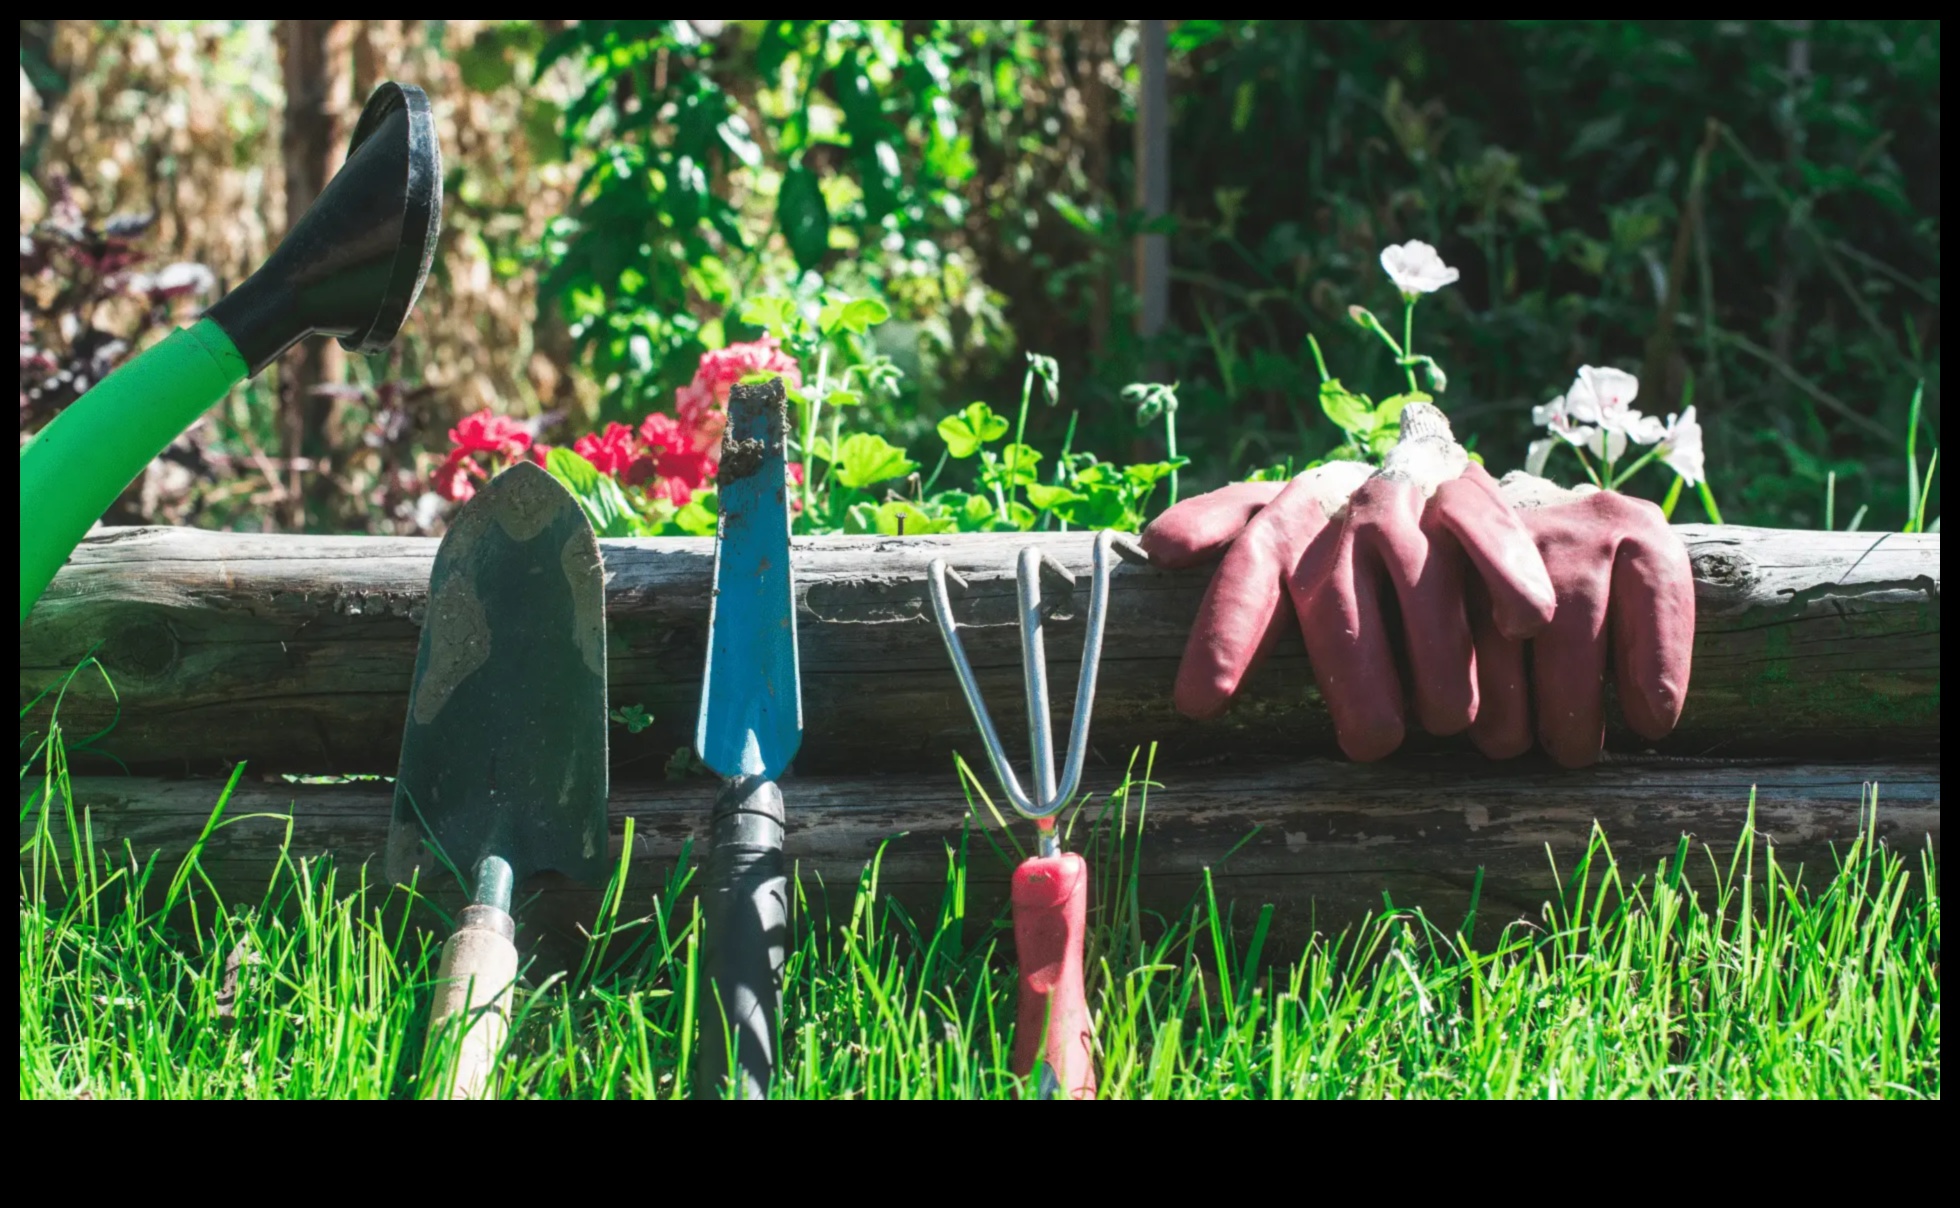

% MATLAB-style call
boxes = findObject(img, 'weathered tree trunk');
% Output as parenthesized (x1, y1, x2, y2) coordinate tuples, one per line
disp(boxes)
(20, 757, 1938, 944)
(19, 526, 1940, 777)
(276, 19, 351, 529)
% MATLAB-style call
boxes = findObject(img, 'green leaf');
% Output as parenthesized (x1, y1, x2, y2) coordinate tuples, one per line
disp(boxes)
(825, 389, 864, 408)
(823, 294, 891, 336)
(955, 492, 996, 530)
(984, 444, 1042, 488)
(1122, 459, 1187, 489)
(936, 401, 1009, 458)
(1047, 191, 1099, 234)
(1367, 426, 1402, 458)
(1319, 379, 1376, 436)
(829, 433, 919, 490)
(545, 447, 643, 537)
(777, 164, 831, 272)
(672, 490, 719, 537)
(995, 500, 1038, 531)
(839, 297, 891, 334)
(1055, 485, 1131, 530)
(842, 501, 879, 535)
(739, 296, 799, 340)
(1025, 482, 1085, 511)
(609, 704, 655, 734)
(1374, 391, 1428, 428)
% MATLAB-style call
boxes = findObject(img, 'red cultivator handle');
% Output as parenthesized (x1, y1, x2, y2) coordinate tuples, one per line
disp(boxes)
(928, 530, 1146, 1100)
(1012, 849, 1094, 1099)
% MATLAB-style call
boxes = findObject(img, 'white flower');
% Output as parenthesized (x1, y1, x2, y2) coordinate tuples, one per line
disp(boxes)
(1565, 366, 1639, 430)
(1525, 438, 1558, 477)
(1656, 406, 1705, 486)
(1533, 392, 1595, 447)
(1624, 412, 1666, 445)
(1379, 241, 1460, 296)
(1585, 427, 1629, 464)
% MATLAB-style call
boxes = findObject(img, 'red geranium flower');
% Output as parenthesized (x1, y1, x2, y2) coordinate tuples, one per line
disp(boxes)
(573, 422, 641, 478)
(433, 447, 487, 502)
(448, 410, 533, 457)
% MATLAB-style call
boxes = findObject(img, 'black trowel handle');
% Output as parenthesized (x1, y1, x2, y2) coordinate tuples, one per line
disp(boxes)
(695, 776, 788, 1100)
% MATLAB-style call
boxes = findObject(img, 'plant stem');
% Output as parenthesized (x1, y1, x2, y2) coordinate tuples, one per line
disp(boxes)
(1166, 411, 1181, 508)
(800, 346, 830, 523)
(1609, 446, 1664, 490)
(1401, 298, 1419, 393)
(922, 447, 949, 495)
(826, 410, 841, 490)
(1008, 363, 1035, 519)
(1570, 443, 1604, 488)
(1912, 448, 1938, 534)
(1054, 409, 1079, 532)
(1661, 475, 1685, 520)
(1697, 479, 1726, 525)
(1905, 380, 1924, 530)
(1306, 333, 1331, 383)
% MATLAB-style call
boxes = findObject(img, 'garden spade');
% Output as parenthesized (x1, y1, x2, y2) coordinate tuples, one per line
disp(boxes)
(387, 460, 609, 1099)
(694, 374, 801, 1100)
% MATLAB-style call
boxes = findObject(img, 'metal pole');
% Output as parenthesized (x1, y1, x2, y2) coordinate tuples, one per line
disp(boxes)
(1134, 19, 1169, 345)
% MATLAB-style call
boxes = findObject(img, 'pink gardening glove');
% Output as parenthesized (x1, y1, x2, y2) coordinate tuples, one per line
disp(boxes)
(1141, 405, 1557, 761)
(1463, 473, 1695, 768)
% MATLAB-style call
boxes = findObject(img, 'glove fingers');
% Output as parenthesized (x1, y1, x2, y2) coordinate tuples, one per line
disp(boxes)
(1466, 576, 1532, 759)
(1350, 478, 1478, 737)
(1531, 560, 1613, 769)
(1609, 514, 1696, 740)
(1171, 479, 1329, 720)
(1431, 464, 1557, 640)
(1292, 524, 1406, 761)
(1140, 481, 1285, 570)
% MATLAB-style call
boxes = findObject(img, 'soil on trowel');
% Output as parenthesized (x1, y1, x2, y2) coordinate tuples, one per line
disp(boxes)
(717, 436, 767, 484)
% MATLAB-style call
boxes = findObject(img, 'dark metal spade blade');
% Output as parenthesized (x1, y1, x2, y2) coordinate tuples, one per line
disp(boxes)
(387, 461, 608, 893)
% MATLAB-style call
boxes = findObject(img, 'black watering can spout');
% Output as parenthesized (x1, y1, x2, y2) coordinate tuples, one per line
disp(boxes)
(207, 81, 442, 374)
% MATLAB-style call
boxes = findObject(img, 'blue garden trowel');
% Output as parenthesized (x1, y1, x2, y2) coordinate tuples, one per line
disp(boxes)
(694, 374, 802, 1100)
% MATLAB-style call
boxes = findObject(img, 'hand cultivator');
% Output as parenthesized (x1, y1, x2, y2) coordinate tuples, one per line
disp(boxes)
(928, 529, 1145, 1099)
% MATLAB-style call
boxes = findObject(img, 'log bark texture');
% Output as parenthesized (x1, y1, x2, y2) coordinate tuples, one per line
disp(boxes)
(19, 525, 1940, 777)
(21, 757, 1939, 941)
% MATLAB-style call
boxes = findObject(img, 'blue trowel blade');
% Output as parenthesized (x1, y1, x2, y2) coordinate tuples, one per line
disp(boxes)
(695, 375, 803, 781)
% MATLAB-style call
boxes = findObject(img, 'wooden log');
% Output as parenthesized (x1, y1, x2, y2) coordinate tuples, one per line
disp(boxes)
(20, 757, 1940, 943)
(19, 525, 1939, 777)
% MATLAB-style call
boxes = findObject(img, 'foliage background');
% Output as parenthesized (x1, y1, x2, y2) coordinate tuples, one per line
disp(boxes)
(19, 19, 1941, 532)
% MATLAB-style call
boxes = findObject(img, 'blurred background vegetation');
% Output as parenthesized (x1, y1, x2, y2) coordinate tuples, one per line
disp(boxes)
(19, 19, 1940, 533)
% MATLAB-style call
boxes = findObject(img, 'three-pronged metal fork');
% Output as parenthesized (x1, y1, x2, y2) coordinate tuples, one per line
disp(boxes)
(926, 528, 1144, 1098)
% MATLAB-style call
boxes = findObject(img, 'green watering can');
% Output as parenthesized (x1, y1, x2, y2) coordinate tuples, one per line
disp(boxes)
(18, 81, 442, 623)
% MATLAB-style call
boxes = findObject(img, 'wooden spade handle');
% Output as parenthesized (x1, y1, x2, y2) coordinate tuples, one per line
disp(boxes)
(422, 904, 518, 1100)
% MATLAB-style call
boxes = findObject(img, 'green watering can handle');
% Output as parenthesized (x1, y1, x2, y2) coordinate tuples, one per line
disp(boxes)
(18, 318, 247, 623)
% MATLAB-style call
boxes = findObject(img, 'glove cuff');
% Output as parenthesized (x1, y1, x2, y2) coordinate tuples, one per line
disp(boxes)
(1287, 459, 1374, 517)
(1376, 402, 1469, 497)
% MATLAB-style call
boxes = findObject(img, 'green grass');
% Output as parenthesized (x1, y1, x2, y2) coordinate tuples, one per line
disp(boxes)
(19, 734, 1941, 1099)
